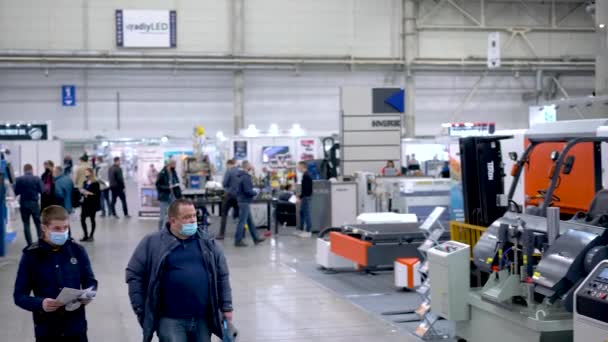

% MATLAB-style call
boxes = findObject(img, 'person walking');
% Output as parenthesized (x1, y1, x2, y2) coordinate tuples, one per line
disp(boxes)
(53, 166, 74, 213)
(79, 168, 101, 242)
(95, 157, 111, 217)
(217, 159, 239, 240)
(156, 159, 182, 230)
(126, 198, 233, 342)
(14, 164, 44, 246)
(297, 161, 314, 238)
(41, 161, 56, 211)
(109, 157, 130, 218)
(14, 205, 98, 342)
(234, 161, 265, 247)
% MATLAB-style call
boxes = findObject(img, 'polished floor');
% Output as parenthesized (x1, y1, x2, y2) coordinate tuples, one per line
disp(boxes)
(0, 212, 411, 341)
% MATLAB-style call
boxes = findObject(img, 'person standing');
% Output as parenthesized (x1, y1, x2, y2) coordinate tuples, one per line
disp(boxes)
(14, 205, 98, 342)
(95, 157, 111, 217)
(53, 166, 74, 213)
(73, 156, 90, 190)
(109, 157, 130, 218)
(126, 199, 233, 342)
(156, 159, 182, 230)
(80, 168, 101, 242)
(218, 159, 239, 240)
(41, 160, 56, 211)
(297, 161, 314, 238)
(63, 155, 74, 176)
(234, 161, 265, 247)
(14, 164, 44, 246)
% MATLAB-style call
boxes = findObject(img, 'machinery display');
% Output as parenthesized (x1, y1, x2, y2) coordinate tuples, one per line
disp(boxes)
(573, 259, 608, 341)
(437, 120, 608, 342)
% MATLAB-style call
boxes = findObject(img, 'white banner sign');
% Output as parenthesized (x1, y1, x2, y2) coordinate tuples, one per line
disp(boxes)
(116, 10, 177, 48)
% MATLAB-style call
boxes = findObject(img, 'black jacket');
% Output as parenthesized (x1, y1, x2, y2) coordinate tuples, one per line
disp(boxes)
(13, 239, 98, 338)
(108, 165, 125, 189)
(299, 171, 313, 198)
(126, 227, 232, 342)
(14, 173, 43, 204)
(235, 170, 257, 204)
(81, 181, 101, 214)
(155, 167, 182, 202)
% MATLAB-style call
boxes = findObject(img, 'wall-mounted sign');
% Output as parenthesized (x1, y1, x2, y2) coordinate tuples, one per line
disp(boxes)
(0, 124, 48, 140)
(488, 32, 501, 69)
(372, 88, 405, 113)
(448, 122, 496, 137)
(529, 105, 557, 127)
(116, 10, 177, 48)
(233, 141, 248, 161)
(372, 119, 401, 128)
(62, 85, 76, 106)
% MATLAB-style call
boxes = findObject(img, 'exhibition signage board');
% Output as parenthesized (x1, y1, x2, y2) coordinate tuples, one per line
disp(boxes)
(137, 147, 164, 217)
(0, 124, 48, 140)
(116, 10, 177, 48)
(62, 85, 76, 106)
(233, 141, 248, 160)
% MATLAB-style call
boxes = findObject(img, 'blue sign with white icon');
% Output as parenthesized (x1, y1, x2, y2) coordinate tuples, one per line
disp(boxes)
(62, 85, 76, 106)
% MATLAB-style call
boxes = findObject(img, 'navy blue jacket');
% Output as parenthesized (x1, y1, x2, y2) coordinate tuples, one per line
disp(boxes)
(14, 173, 44, 204)
(54, 174, 74, 212)
(235, 170, 257, 204)
(13, 239, 98, 338)
(126, 227, 232, 342)
(222, 167, 239, 196)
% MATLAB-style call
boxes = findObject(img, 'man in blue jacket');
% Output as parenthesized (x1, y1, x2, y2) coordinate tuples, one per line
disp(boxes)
(126, 198, 233, 342)
(156, 159, 182, 230)
(53, 166, 74, 213)
(234, 161, 265, 247)
(218, 159, 239, 240)
(14, 205, 98, 342)
(14, 163, 44, 246)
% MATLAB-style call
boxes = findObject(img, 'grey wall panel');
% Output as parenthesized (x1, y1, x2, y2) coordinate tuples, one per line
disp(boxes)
(343, 131, 401, 146)
(340, 87, 372, 116)
(343, 146, 400, 161)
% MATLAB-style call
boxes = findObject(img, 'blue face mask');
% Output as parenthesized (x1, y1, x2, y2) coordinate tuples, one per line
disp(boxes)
(50, 231, 69, 246)
(180, 223, 198, 236)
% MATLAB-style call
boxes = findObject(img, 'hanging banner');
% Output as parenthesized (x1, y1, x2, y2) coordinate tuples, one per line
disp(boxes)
(116, 10, 177, 48)
(233, 141, 248, 161)
(297, 138, 317, 162)
(137, 147, 164, 217)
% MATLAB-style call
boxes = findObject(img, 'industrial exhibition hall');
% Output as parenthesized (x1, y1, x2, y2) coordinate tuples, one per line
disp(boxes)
(0, 0, 608, 342)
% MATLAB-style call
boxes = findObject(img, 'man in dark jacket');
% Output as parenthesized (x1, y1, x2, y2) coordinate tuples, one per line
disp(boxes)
(297, 161, 314, 238)
(218, 159, 239, 240)
(234, 161, 265, 247)
(156, 159, 182, 230)
(14, 164, 44, 246)
(41, 160, 55, 211)
(108, 157, 130, 218)
(126, 198, 233, 342)
(14, 205, 98, 341)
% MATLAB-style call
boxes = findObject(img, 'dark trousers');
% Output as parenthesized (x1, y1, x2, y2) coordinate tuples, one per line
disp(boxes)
(158, 317, 211, 342)
(81, 210, 97, 238)
(219, 194, 239, 237)
(299, 197, 312, 232)
(36, 334, 88, 342)
(99, 189, 111, 216)
(20, 201, 41, 246)
(110, 187, 129, 216)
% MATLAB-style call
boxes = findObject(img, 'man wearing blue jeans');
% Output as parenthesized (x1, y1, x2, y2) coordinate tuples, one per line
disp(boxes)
(297, 161, 313, 238)
(156, 159, 182, 230)
(234, 161, 265, 247)
(126, 199, 233, 342)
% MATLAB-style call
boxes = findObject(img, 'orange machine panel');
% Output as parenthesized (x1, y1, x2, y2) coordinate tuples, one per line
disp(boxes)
(524, 141, 596, 215)
(330, 232, 372, 266)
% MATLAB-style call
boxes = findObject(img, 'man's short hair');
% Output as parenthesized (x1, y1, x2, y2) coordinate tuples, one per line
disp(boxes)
(298, 161, 308, 168)
(168, 199, 195, 218)
(45, 160, 55, 168)
(23, 164, 33, 173)
(226, 159, 236, 166)
(55, 165, 64, 174)
(113, 157, 120, 163)
(42, 205, 69, 225)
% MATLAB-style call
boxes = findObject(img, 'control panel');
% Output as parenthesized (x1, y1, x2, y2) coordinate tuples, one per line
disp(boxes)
(576, 262, 608, 323)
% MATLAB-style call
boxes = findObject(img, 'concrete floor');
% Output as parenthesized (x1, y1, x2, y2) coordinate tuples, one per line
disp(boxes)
(0, 214, 411, 342)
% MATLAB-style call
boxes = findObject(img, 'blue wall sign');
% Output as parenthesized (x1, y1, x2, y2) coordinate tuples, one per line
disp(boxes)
(62, 85, 76, 106)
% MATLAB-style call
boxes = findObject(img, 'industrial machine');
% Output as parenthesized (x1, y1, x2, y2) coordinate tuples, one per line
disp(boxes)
(436, 120, 608, 342)
(460, 135, 511, 227)
(573, 260, 608, 341)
